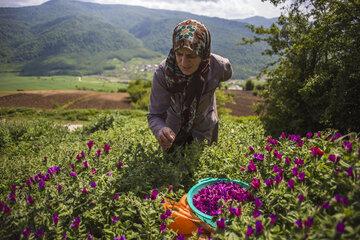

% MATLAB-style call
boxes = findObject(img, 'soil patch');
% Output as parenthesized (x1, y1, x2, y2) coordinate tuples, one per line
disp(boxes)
(0, 90, 261, 117)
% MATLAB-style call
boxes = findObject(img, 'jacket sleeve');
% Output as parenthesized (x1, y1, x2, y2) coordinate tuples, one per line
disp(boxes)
(147, 63, 172, 138)
(221, 56, 232, 82)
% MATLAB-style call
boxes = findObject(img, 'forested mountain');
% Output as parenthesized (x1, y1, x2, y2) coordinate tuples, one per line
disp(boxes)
(0, 0, 276, 78)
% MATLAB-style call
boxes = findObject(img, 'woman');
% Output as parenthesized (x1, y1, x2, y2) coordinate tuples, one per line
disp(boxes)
(147, 19, 232, 151)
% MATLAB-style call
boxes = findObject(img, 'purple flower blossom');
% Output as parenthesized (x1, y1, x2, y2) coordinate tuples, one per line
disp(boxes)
(118, 161, 123, 168)
(253, 209, 262, 218)
(8, 192, 16, 201)
(90, 181, 96, 188)
(253, 153, 264, 161)
(343, 141, 352, 151)
(269, 214, 277, 224)
(168, 185, 173, 192)
(87, 140, 94, 149)
(294, 158, 304, 166)
(88, 232, 93, 239)
(251, 177, 261, 190)
(346, 167, 354, 177)
(160, 223, 166, 232)
(336, 222, 345, 234)
(254, 197, 263, 208)
(310, 146, 324, 157)
(280, 132, 286, 139)
(247, 160, 257, 172)
(39, 179, 45, 189)
(70, 171, 77, 178)
(265, 145, 273, 152)
(71, 217, 81, 228)
(341, 196, 348, 206)
(82, 161, 89, 168)
(114, 236, 126, 240)
(295, 219, 303, 229)
(2, 203, 10, 213)
(27, 195, 34, 204)
(160, 213, 167, 221)
(113, 193, 119, 200)
(255, 220, 264, 233)
(306, 132, 313, 139)
(95, 149, 102, 157)
(304, 217, 314, 228)
(198, 227, 204, 235)
(249, 146, 254, 152)
(82, 188, 89, 194)
(104, 143, 111, 152)
(334, 194, 341, 203)
(274, 174, 283, 184)
(70, 164, 75, 169)
(328, 154, 341, 163)
(229, 206, 241, 216)
(297, 172, 306, 181)
(76, 154, 81, 161)
(287, 179, 295, 189)
(22, 227, 32, 238)
(216, 218, 226, 229)
(35, 228, 44, 238)
(296, 139, 304, 147)
(265, 178, 274, 187)
(177, 234, 185, 240)
(112, 216, 118, 223)
(57, 184, 62, 191)
(246, 225, 254, 237)
(150, 189, 158, 200)
(52, 214, 59, 226)
(92, 168, 96, 174)
(284, 157, 291, 164)
(322, 201, 330, 209)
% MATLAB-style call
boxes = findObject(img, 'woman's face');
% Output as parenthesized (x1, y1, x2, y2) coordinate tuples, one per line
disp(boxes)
(175, 48, 202, 76)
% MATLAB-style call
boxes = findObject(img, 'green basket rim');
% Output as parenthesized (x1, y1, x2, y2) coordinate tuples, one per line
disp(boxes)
(187, 177, 249, 228)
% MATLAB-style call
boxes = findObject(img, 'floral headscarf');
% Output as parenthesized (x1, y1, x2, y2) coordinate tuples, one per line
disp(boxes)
(165, 19, 211, 149)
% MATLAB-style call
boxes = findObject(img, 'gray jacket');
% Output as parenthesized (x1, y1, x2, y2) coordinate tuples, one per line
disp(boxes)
(147, 53, 232, 143)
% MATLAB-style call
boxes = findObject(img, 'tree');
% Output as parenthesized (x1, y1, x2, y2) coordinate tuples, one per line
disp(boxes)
(245, 0, 360, 136)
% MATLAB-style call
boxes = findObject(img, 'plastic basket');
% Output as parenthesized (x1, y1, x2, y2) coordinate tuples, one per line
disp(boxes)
(187, 177, 249, 228)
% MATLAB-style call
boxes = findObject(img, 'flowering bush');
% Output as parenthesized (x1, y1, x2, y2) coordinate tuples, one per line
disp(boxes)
(0, 115, 359, 239)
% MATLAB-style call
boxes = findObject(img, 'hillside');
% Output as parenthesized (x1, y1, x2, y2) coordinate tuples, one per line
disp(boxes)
(0, 0, 276, 78)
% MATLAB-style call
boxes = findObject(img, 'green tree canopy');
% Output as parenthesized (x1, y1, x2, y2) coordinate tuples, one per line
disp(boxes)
(245, 0, 360, 136)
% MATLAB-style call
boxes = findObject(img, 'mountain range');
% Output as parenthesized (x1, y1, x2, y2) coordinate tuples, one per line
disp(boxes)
(0, 0, 277, 79)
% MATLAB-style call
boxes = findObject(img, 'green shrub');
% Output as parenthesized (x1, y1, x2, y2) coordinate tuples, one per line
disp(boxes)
(245, 79, 255, 91)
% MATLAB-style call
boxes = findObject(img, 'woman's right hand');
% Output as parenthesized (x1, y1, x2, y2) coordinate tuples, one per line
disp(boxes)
(157, 127, 176, 149)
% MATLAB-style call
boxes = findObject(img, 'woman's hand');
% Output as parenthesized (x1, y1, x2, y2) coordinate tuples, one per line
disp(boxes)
(157, 127, 175, 149)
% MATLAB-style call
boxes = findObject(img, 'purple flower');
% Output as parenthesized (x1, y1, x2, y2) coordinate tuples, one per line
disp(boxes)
(90, 181, 96, 188)
(284, 157, 291, 164)
(57, 184, 62, 191)
(280, 132, 286, 139)
(112, 216, 118, 223)
(52, 214, 59, 226)
(343, 141, 352, 151)
(253, 209, 262, 218)
(328, 154, 340, 163)
(92, 168, 96, 174)
(95, 149, 102, 157)
(104, 143, 111, 152)
(336, 222, 345, 234)
(298, 194, 304, 203)
(22, 227, 31, 238)
(113, 193, 119, 200)
(82, 187, 89, 194)
(160, 213, 167, 221)
(310, 146, 324, 156)
(341, 196, 348, 206)
(71, 217, 81, 228)
(294, 158, 304, 166)
(295, 219, 303, 229)
(246, 225, 254, 237)
(82, 161, 89, 168)
(251, 177, 261, 190)
(269, 214, 277, 224)
(322, 201, 330, 209)
(253, 153, 265, 161)
(216, 218, 226, 229)
(150, 189, 158, 200)
(265, 178, 274, 187)
(168, 185, 173, 192)
(304, 217, 314, 228)
(287, 179, 295, 189)
(334, 194, 341, 202)
(229, 206, 241, 216)
(249, 146, 255, 152)
(88, 232, 93, 239)
(198, 226, 204, 235)
(346, 167, 354, 177)
(81, 151, 85, 158)
(254, 197, 263, 208)
(76, 154, 81, 161)
(255, 220, 263, 233)
(160, 223, 166, 232)
(2, 203, 10, 213)
(70, 163, 75, 169)
(247, 160, 257, 172)
(35, 228, 44, 238)
(306, 132, 313, 139)
(297, 172, 306, 181)
(265, 145, 273, 152)
(296, 139, 303, 147)
(27, 195, 34, 204)
(70, 171, 77, 178)
(274, 174, 283, 183)
(8, 192, 16, 201)
(118, 161, 123, 168)
(39, 179, 46, 189)
(177, 234, 185, 240)
(87, 140, 94, 149)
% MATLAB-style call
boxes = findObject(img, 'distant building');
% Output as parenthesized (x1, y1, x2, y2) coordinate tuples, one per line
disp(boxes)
(228, 85, 243, 90)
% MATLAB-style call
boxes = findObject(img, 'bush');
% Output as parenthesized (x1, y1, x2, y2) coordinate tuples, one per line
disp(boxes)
(126, 79, 152, 110)
(245, 79, 255, 91)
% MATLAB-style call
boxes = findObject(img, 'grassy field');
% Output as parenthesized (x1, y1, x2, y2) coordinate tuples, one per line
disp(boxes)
(0, 75, 129, 92)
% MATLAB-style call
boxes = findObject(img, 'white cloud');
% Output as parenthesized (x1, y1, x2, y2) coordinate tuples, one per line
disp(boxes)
(0, 0, 282, 19)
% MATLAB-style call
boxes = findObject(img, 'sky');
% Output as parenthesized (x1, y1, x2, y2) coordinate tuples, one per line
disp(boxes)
(0, 0, 283, 19)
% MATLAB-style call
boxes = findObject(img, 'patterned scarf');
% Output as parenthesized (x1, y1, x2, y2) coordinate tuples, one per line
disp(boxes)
(165, 19, 211, 148)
